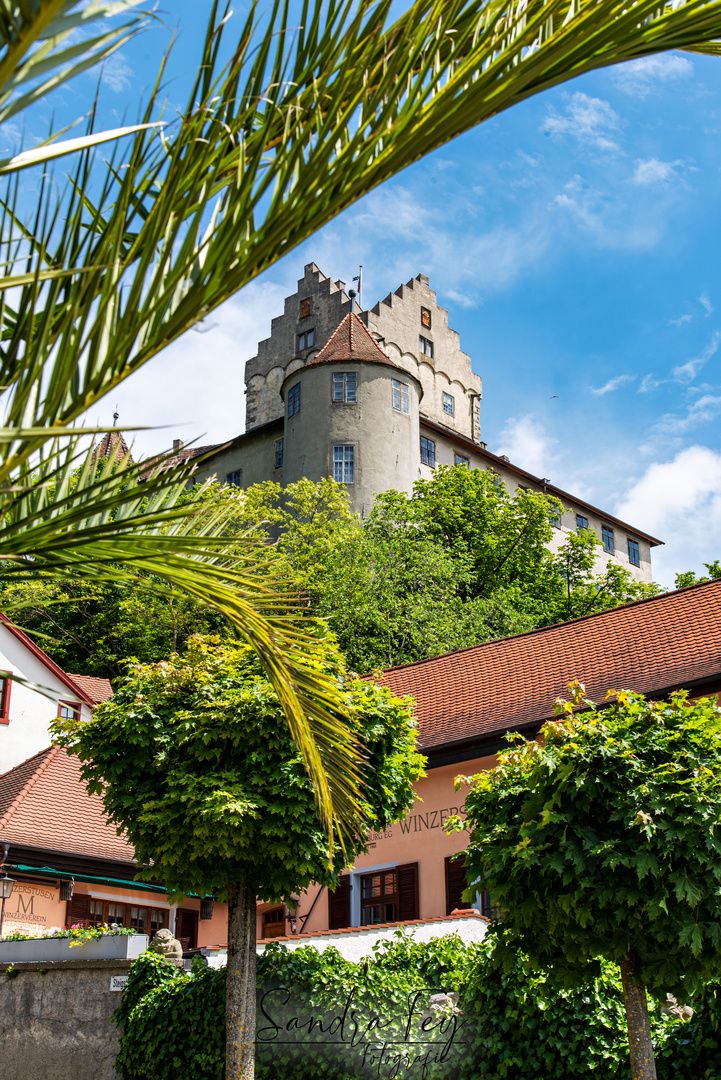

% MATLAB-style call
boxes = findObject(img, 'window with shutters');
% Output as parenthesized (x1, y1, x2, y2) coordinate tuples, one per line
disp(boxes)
(0, 671, 12, 725)
(397, 862, 418, 922)
(67, 894, 167, 930)
(361, 869, 398, 925)
(445, 855, 468, 916)
(328, 875, 351, 930)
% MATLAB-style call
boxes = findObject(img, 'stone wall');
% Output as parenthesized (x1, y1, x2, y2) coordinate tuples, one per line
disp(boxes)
(0, 958, 130, 1080)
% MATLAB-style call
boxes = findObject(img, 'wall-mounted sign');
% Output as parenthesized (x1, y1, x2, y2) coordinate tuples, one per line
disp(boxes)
(2, 882, 65, 937)
(109, 975, 129, 992)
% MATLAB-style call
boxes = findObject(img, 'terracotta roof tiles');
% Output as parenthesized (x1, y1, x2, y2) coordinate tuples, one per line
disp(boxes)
(67, 675, 113, 704)
(308, 313, 397, 367)
(378, 579, 721, 751)
(0, 746, 134, 864)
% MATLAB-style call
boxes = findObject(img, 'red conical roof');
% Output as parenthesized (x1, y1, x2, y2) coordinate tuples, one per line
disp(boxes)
(308, 312, 396, 366)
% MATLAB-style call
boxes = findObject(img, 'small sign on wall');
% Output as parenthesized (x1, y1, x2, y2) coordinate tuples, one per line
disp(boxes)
(109, 975, 129, 992)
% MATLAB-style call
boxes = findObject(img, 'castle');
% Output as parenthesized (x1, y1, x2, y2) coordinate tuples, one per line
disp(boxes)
(183, 262, 660, 581)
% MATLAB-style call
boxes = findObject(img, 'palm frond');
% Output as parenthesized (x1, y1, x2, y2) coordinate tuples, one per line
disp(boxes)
(0, 436, 366, 843)
(3, 0, 721, 839)
(0, 0, 149, 126)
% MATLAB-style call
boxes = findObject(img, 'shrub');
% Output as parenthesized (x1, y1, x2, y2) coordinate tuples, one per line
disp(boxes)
(114, 931, 719, 1080)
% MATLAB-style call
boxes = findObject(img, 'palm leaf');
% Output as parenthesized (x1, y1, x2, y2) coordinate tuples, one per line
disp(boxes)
(3, 0, 721, 838)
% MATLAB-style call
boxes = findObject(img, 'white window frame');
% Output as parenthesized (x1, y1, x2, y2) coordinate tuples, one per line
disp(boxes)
(332, 372, 357, 403)
(333, 444, 355, 484)
(442, 392, 455, 416)
(392, 379, 410, 414)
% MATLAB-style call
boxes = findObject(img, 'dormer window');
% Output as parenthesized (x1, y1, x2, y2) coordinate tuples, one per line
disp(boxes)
(297, 329, 315, 351)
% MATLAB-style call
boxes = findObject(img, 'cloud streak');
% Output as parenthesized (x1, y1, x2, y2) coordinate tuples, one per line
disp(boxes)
(590, 374, 635, 396)
(671, 330, 720, 382)
(541, 93, 621, 152)
(612, 53, 694, 98)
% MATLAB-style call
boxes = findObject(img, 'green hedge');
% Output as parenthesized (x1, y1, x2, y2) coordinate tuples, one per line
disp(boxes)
(113, 929, 721, 1080)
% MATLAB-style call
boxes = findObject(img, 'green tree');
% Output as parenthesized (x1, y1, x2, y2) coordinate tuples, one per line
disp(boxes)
(54, 634, 424, 1080)
(3, 0, 720, 829)
(675, 560, 721, 589)
(452, 683, 721, 1080)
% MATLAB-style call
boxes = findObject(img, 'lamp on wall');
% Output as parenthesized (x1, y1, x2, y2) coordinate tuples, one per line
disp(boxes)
(0, 873, 16, 937)
(59, 878, 74, 902)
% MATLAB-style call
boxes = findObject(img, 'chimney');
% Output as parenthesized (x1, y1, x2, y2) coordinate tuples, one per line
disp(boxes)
(479, 441, 487, 450)
(172, 439, 183, 454)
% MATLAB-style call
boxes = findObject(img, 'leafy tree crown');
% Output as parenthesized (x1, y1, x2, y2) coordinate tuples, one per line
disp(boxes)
(53, 635, 424, 903)
(454, 684, 721, 999)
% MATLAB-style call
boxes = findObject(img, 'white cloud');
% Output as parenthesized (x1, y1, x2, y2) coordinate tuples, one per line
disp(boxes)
(495, 415, 558, 477)
(615, 445, 721, 587)
(638, 374, 663, 393)
(541, 93, 621, 151)
(671, 330, 720, 381)
(590, 374, 635, 396)
(654, 394, 721, 434)
(552, 176, 661, 250)
(101, 53, 133, 94)
(91, 279, 290, 459)
(632, 158, 689, 185)
(699, 290, 715, 316)
(612, 53, 694, 98)
(669, 314, 693, 326)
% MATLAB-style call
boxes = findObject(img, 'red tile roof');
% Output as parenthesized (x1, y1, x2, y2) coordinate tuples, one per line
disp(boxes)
(378, 579, 721, 752)
(259, 910, 488, 944)
(91, 430, 134, 465)
(67, 675, 113, 704)
(308, 313, 398, 367)
(0, 746, 134, 864)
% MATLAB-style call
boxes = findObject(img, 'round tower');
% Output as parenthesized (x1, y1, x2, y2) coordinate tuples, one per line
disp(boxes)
(281, 313, 423, 517)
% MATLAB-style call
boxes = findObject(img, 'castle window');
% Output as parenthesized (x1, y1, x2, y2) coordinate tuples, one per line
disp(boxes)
(628, 538, 641, 567)
(454, 453, 469, 468)
(392, 379, 410, 414)
(576, 514, 589, 533)
(421, 307, 432, 330)
(442, 392, 455, 416)
(602, 525, 615, 554)
(287, 383, 301, 418)
(420, 436, 436, 467)
(332, 372, 357, 403)
(419, 335, 434, 358)
(333, 445, 355, 484)
(550, 509, 562, 529)
(297, 329, 315, 351)
(274, 439, 284, 469)
(226, 470, 242, 488)
(300, 298, 311, 318)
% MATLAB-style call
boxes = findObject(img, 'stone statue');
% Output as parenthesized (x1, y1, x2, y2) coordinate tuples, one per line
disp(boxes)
(149, 927, 184, 968)
(660, 994, 694, 1021)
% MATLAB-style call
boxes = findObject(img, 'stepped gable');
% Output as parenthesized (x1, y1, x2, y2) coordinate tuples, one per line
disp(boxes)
(0, 745, 135, 864)
(377, 578, 721, 752)
(307, 312, 398, 368)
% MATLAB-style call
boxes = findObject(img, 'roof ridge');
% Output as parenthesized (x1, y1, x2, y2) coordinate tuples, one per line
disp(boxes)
(377, 577, 721, 677)
(0, 615, 96, 706)
(0, 745, 59, 832)
(313, 312, 390, 364)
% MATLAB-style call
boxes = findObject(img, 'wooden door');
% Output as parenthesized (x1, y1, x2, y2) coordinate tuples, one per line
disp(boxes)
(177, 908, 198, 951)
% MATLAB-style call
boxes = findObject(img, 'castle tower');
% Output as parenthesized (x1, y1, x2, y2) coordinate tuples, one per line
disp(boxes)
(281, 312, 422, 517)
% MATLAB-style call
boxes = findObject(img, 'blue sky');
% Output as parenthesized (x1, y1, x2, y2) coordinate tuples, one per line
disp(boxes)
(13, 5, 721, 587)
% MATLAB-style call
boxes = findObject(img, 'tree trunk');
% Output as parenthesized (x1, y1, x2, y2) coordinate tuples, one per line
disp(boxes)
(226, 877, 256, 1080)
(619, 951, 657, 1080)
